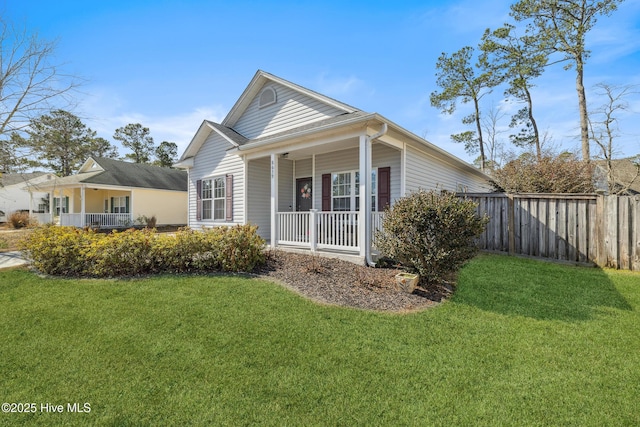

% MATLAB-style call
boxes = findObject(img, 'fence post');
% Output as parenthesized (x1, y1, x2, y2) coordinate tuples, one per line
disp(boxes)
(507, 194, 515, 255)
(309, 209, 318, 252)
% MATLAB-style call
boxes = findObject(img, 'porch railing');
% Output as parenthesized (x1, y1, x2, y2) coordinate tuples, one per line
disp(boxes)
(277, 212, 310, 245)
(371, 212, 385, 249)
(276, 210, 360, 251)
(60, 213, 133, 229)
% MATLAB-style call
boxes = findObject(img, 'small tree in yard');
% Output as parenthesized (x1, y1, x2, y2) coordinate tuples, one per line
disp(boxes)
(375, 190, 488, 285)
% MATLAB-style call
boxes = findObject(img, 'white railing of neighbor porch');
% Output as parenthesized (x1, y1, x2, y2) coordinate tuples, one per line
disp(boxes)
(85, 213, 132, 229)
(59, 213, 133, 229)
(60, 213, 83, 227)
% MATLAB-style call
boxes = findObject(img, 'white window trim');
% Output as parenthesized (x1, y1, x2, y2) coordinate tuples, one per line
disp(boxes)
(330, 169, 378, 212)
(258, 87, 277, 108)
(201, 176, 226, 221)
(112, 196, 129, 213)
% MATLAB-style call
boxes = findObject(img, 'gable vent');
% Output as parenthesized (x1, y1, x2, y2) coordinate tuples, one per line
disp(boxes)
(259, 87, 276, 108)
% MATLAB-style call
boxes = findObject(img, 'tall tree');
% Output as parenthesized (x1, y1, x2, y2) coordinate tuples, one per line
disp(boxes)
(589, 83, 639, 194)
(20, 110, 97, 176)
(510, 0, 623, 161)
(88, 137, 119, 159)
(113, 123, 154, 164)
(0, 17, 78, 139)
(0, 132, 33, 173)
(430, 46, 500, 171)
(480, 24, 547, 159)
(154, 141, 178, 168)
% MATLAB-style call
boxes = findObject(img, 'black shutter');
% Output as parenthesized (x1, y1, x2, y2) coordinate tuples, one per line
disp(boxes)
(110, 197, 114, 214)
(322, 174, 331, 211)
(378, 167, 391, 211)
(225, 174, 233, 221)
(196, 180, 202, 221)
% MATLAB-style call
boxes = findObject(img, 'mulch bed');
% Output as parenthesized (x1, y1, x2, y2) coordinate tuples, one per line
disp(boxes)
(252, 250, 454, 313)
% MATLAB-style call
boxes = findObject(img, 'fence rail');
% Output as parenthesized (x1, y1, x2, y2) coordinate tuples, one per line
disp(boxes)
(463, 193, 640, 271)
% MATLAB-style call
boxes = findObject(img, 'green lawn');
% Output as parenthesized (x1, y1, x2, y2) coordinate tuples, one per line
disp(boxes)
(1, 254, 639, 426)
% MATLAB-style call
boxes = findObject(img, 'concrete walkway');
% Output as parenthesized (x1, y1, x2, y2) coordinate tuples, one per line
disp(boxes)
(0, 251, 28, 269)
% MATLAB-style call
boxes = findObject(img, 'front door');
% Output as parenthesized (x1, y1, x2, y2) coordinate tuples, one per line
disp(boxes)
(296, 177, 313, 211)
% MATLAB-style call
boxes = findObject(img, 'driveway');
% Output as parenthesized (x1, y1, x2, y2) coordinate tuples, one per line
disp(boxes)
(0, 251, 28, 269)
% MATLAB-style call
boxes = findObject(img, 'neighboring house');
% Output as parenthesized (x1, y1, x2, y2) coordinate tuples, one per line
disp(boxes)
(594, 158, 640, 195)
(175, 70, 492, 262)
(30, 157, 188, 228)
(0, 172, 53, 223)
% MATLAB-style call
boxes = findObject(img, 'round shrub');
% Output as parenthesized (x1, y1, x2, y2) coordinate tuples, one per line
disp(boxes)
(375, 190, 488, 284)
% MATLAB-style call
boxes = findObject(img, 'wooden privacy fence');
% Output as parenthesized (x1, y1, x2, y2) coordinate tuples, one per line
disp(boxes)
(462, 193, 640, 271)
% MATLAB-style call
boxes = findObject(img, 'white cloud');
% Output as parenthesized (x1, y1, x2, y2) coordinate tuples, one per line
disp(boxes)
(311, 72, 377, 108)
(77, 86, 226, 155)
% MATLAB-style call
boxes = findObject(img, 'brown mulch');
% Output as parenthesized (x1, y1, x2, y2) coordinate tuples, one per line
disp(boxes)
(252, 250, 454, 313)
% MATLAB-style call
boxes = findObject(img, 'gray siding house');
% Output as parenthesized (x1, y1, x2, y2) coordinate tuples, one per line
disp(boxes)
(175, 70, 491, 262)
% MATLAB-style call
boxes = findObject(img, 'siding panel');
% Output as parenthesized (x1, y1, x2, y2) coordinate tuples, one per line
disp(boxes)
(405, 144, 490, 193)
(234, 82, 347, 139)
(247, 157, 271, 241)
(188, 133, 244, 229)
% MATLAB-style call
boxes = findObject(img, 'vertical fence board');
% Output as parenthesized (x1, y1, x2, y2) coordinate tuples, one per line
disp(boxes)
(557, 200, 567, 260)
(539, 200, 548, 258)
(548, 198, 558, 259)
(632, 196, 640, 271)
(530, 199, 539, 256)
(567, 200, 578, 262)
(619, 197, 631, 270)
(514, 198, 521, 254)
(577, 200, 588, 263)
(605, 196, 619, 268)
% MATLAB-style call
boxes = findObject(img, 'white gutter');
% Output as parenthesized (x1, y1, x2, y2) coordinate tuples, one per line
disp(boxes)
(365, 123, 388, 267)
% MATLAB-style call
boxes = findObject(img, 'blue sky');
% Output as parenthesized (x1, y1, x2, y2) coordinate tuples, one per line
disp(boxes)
(4, 0, 640, 164)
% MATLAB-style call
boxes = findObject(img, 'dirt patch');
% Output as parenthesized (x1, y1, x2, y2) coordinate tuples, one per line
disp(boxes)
(0, 228, 31, 252)
(253, 250, 453, 312)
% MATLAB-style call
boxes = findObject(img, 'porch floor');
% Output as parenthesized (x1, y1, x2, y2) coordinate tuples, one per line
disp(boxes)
(268, 244, 380, 266)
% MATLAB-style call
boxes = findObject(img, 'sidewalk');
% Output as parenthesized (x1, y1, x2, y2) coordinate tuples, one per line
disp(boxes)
(0, 251, 28, 269)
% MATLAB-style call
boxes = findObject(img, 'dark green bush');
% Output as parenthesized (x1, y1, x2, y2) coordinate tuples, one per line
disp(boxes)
(21, 224, 266, 277)
(375, 190, 488, 284)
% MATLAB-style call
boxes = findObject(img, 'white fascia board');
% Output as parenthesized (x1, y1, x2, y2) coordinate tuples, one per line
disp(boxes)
(173, 157, 194, 169)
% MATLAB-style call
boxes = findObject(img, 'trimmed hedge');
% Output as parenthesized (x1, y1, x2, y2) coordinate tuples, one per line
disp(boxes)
(20, 224, 265, 277)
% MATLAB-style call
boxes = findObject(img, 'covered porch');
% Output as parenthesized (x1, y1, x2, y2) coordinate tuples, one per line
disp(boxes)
(30, 184, 134, 229)
(244, 126, 400, 261)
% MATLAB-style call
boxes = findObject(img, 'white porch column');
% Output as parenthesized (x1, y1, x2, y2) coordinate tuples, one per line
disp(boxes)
(49, 191, 54, 223)
(309, 209, 318, 252)
(358, 135, 371, 257)
(270, 153, 279, 248)
(80, 185, 86, 227)
(311, 154, 316, 210)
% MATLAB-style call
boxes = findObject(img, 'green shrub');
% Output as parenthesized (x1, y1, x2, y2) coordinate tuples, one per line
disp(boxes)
(20, 225, 99, 275)
(21, 224, 266, 277)
(375, 190, 488, 284)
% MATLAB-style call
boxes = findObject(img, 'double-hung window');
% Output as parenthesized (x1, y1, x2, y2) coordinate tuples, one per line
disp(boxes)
(201, 177, 226, 220)
(331, 169, 377, 211)
(112, 196, 129, 213)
